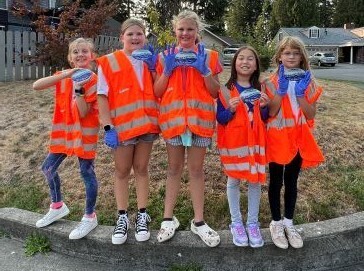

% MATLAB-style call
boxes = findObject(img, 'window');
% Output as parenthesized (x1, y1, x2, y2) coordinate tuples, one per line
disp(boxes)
(278, 32, 283, 41)
(0, 0, 8, 10)
(49, 0, 57, 9)
(309, 28, 319, 38)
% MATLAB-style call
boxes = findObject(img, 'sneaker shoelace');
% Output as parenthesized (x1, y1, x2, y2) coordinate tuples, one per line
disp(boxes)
(275, 223, 285, 237)
(114, 215, 128, 235)
(248, 225, 260, 238)
(135, 213, 151, 233)
(233, 224, 246, 237)
(286, 225, 300, 238)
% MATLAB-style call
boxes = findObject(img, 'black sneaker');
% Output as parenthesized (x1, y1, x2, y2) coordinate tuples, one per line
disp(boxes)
(135, 211, 151, 242)
(112, 214, 129, 245)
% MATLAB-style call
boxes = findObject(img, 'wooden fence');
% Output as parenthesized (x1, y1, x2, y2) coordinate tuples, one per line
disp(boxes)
(0, 30, 121, 82)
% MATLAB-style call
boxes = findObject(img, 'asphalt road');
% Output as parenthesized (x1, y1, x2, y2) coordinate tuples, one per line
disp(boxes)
(310, 63, 364, 83)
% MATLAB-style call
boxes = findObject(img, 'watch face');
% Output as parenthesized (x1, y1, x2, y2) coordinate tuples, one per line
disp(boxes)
(104, 125, 111, 131)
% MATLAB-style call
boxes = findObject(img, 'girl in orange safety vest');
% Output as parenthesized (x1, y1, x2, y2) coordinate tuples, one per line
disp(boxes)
(154, 10, 222, 247)
(33, 38, 99, 240)
(262, 36, 324, 250)
(96, 18, 160, 245)
(217, 46, 269, 248)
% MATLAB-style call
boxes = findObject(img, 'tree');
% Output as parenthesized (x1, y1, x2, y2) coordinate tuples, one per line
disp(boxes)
(317, 0, 334, 27)
(13, 0, 118, 71)
(225, 0, 264, 42)
(271, 0, 320, 31)
(332, 0, 364, 27)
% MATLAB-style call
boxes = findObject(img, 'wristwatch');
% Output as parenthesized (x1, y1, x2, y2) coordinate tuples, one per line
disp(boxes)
(104, 124, 114, 131)
(75, 87, 85, 96)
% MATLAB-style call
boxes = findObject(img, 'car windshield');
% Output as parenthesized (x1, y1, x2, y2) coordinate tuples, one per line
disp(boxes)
(323, 53, 334, 57)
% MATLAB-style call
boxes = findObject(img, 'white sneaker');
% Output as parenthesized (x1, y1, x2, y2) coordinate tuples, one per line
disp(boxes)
(269, 220, 288, 249)
(284, 224, 303, 248)
(36, 204, 70, 228)
(112, 214, 129, 245)
(135, 211, 151, 242)
(69, 215, 98, 239)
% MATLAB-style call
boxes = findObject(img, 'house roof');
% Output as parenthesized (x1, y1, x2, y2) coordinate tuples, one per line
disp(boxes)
(202, 28, 240, 47)
(279, 27, 359, 46)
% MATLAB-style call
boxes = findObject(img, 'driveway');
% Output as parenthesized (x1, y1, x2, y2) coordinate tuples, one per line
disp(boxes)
(310, 63, 364, 83)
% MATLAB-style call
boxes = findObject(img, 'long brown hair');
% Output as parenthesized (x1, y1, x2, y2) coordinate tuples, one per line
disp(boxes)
(225, 45, 261, 91)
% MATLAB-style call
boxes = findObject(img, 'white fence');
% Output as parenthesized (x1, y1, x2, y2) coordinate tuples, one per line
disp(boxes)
(0, 30, 121, 82)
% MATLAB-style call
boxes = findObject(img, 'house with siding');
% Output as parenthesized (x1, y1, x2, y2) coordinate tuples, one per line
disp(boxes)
(274, 26, 364, 64)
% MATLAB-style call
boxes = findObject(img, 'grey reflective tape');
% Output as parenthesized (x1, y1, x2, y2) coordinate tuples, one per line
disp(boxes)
(160, 100, 184, 114)
(224, 162, 266, 174)
(267, 117, 295, 129)
(188, 116, 214, 129)
(297, 115, 307, 125)
(144, 100, 159, 109)
(52, 123, 82, 133)
(264, 80, 277, 94)
(111, 101, 143, 117)
(115, 115, 158, 131)
(160, 116, 185, 131)
(107, 53, 121, 73)
(60, 79, 66, 93)
(219, 145, 265, 157)
(187, 99, 215, 112)
(220, 86, 231, 105)
(50, 138, 82, 148)
(83, 143, 97, 151)
(82, 127, 99, 135)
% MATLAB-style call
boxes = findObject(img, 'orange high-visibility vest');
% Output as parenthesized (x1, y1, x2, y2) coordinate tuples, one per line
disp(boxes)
(156, 47, 219, 139)
(217, 86, 266, 183)
(49, 71, 99, 159)
(262, 74, 324, 168)
(97, 50, 160, 141)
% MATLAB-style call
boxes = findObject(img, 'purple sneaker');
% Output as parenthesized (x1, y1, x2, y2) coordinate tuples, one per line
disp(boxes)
(246, 223, 264, 248)
(229, 222, 248, 247)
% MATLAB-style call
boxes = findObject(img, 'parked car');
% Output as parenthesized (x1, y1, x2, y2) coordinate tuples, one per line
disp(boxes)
(309, 52, 337, 67)
(222, 47, 239, 66)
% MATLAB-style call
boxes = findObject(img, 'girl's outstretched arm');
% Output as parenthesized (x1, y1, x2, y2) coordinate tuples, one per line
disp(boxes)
(32, 69, 76, 90)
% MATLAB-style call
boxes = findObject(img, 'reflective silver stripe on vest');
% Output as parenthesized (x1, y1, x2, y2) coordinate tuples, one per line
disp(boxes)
(187, 99, 215, 112)
(106, 53, 121, 73)
(160, 116, 185, 131)
(188, 116, 214, 129)
(266, 107, 295, 130)
(60, 78, 67, 93)
(50, 138, 97, 151)
(110, 100, 157, 118)
(297, 114, 307, 125)
(219, 145, 265, 157)
(115, 115, 158, 131)
(224, 162, 266, 174)
(264, 79, 277, 95)
(220, 86, 231, 106)
(159, 100, 184, 114)
(52, 124, 98, 136)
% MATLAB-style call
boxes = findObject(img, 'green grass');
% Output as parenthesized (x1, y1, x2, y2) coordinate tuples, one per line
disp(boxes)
(0, 184, 46, 212)
(24, 232, 51, 256)
(169, 262, 203, 271)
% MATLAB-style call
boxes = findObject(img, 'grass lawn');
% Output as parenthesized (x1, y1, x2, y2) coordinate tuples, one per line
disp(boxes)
(0, 70, 363, 231)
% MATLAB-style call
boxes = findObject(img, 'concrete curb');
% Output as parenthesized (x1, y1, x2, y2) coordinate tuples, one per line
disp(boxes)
(0, 208, 363, 270)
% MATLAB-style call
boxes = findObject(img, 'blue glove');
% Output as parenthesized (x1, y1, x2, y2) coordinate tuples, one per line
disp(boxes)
(143, 44, 158, 72)
(295, 71, 311, 97)
(190, 43, 211, 77)
(104, 127, 118, 149)
(277, 64, 289, 96)
(162, 44, 177, 76)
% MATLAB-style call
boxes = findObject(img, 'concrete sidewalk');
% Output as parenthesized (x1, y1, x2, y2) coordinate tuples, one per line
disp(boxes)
(0, 208, 363, 270)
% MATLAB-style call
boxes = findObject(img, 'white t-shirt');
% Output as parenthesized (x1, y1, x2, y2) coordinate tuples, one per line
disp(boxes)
(97, 55, 144, 96)
(287, 80, 299, 121)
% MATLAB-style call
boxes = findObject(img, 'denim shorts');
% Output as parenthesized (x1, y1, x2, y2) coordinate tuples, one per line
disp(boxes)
(165, 133, 211, 148)
(119, 133, 159, 146)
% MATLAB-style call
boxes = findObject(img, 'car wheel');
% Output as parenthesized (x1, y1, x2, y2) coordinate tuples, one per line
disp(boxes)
(331, 63, 335, 67)
(318, 61, 321, 67)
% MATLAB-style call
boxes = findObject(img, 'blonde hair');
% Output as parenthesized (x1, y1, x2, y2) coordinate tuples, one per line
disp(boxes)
(67, 38, 95, 68)
(120, 18, 146, 35)
(272, 36, 310, 70)
(172, 10, 206, 32)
